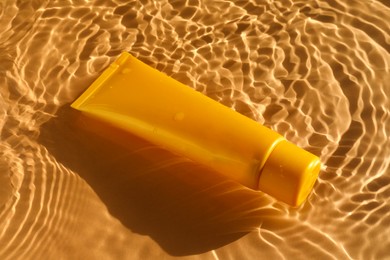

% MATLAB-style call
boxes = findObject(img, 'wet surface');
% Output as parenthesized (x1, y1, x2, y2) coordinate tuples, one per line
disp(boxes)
(0, 0, 389, 259)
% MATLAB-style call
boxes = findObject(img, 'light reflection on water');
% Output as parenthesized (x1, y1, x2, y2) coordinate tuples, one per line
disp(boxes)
(0, 0, 389, 259)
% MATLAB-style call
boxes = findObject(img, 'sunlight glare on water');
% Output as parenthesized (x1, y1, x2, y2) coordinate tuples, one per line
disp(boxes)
(0, 0, 389, 259)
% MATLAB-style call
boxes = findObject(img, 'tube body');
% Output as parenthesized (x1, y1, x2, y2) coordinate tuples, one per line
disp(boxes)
(71, 52, 320, 206)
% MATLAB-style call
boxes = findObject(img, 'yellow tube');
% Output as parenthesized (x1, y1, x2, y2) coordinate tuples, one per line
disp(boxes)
(71, 52, 321, 206)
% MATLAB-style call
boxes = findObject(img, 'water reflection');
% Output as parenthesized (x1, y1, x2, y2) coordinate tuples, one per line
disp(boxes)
(0, 0, 389, 259)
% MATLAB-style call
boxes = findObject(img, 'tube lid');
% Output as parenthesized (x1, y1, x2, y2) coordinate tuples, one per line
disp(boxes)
(258, 140, 321, 206)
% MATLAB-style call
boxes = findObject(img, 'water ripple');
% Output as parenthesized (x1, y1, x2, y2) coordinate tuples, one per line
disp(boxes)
(0, 0, 389, 259)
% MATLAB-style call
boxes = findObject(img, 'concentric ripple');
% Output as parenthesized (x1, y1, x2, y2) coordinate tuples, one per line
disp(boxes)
(0, 0, 389, 259)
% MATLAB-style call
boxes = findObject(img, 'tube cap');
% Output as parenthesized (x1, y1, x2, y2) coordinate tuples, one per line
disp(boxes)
(258, 140, 321, 206)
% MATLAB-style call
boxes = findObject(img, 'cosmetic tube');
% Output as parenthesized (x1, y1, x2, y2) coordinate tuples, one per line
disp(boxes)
(71, 52, 321, 206)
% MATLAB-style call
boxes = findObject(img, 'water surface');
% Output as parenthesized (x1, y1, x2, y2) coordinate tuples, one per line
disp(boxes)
(0, 0, 389, 259)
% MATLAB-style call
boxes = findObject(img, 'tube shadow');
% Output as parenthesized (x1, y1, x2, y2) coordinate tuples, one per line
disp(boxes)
(38, 105, 278, 256)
